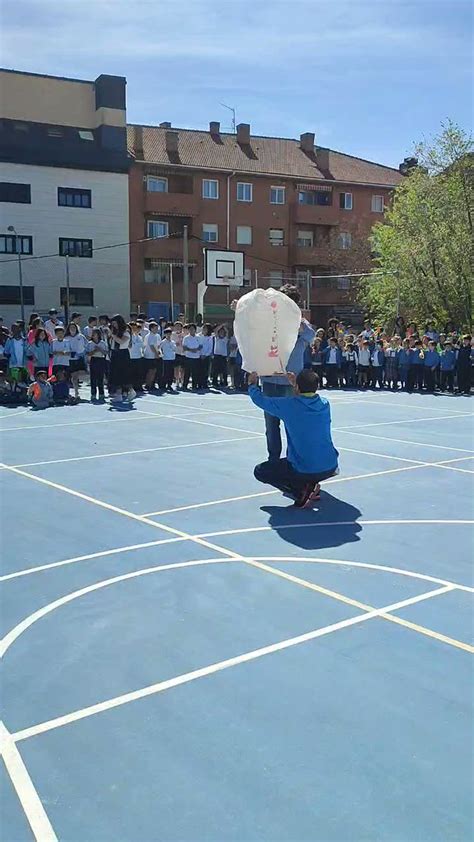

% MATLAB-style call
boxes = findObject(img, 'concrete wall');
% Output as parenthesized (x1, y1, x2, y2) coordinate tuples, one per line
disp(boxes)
(0, 162, 130, 322)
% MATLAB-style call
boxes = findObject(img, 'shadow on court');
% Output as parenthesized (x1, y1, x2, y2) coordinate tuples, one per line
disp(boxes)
(261, 494, 362, 549)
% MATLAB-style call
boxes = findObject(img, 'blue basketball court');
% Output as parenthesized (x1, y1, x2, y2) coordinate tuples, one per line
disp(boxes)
(1, 389, 473, 841)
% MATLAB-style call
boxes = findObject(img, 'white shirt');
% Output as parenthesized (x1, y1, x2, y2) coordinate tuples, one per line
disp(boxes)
(183, 335, 201, 358)
(111, 331, 131, 351)
(129, 334, 144, 359)
(83, 325, 97, 340)
(160, 339, 177, 360)
(199, 335, 214, 357)
(144, 332, 161, 359)
(171, 331, 184, 354)
(45, 318, 63, 336)
(68, 334, 87, 356)
(52, 339, 71, 366)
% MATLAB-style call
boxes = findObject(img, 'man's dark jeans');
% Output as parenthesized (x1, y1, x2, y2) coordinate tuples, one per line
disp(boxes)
(254, 458, 338, 496)
(262, 381, 293, 461)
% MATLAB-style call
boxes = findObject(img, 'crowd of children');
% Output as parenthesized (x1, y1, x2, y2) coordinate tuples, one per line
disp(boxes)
(0, 309, 472, 409)
(307, 319, 473, 394)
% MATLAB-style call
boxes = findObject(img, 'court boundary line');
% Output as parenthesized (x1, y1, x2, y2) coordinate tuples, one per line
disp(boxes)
(9, 583, 459, 745)
(336, 429, 474, 455)
(0, 722, 57, 841)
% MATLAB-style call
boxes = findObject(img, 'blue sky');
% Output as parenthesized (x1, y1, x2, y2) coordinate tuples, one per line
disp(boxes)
(2, 0, 472, 167)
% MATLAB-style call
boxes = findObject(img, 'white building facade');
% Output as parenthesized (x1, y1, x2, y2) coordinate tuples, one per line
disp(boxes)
(0, 69, 131, 323)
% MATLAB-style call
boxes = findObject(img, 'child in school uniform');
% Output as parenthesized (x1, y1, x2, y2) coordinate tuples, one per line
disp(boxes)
(423, 341, 440, 392)
(342, 342, 358, 388)
(198, 324, 214, 389)
(357, 339, 371, 388)
(128, 322, 145, 392)
(397, 339, 411, 390)
(183, 323, 202, 390)
(27, 328, 52, 376)
(384, 338, 399, 390)
(370, 340, 385, 389)
(408, 340, 425, 391)
(310, 338, 325, 386)
(439, 341, 456, 392)
(0, 371, 15, 404)
(87, 329, 108, 400)
(51, 326, 71, 377)
(323, 338, 342, 388)
(51, 368, 72, 405)
(27, 370, 53, 410)
(160, 328, 177, 390)
(212, 326, 228, 388)
(65, 322, 87, 401)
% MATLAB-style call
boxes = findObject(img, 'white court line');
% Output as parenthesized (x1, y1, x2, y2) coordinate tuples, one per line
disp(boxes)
(0, 408, 29, 420)
(3, 517, 474, 584)
(3, 555, 470, 658)
(143, 490, 280, 518)
(0, 722, 57, 841)
(336, 429, 474, 455)
(0, 536, 185, 582)
(10, 584, 455, 744)
(0, 408, 199, 434)
(335, 411, 473, 431)
(1, 558, 229, 657)
(7, 435, 261, 470)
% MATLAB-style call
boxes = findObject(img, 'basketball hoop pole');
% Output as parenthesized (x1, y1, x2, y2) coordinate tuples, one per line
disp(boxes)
(183, 225, 189, 319)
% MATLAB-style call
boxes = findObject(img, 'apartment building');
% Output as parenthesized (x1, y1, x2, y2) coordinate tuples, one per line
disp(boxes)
(0, 69, 130, 323)
(128, 122, 403, 324)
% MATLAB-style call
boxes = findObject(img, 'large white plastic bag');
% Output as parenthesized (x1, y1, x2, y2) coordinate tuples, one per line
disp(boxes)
(234, 288, 301, 375)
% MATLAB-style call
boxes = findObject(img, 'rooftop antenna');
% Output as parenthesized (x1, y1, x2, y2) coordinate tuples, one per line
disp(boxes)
(220, 102, 236, 133)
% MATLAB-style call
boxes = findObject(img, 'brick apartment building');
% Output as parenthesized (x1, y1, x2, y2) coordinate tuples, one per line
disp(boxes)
(128, 121, 403, 325)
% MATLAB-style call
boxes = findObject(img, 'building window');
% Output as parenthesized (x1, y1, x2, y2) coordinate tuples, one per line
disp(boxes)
(269, 228, 284, 246)
(147, 176, 168, 193)
(297, 230, 313, 247)
(58, 187, 92, 208)
(338, 232, 352, 250)
(202, 223, 218, 243)
(339, 192, 353, 210)
(59, 238, 93, 258)
(371, 195, 384, 212)
(237, 182, 252, 202)
(0, 285, 35, 305)
(298, 190, 332, 206)
(270, 186, 285, 204)
(0, 235, 33, 255)
(268, 270, 284, 286)
(147, 221, 169, 239)
(144, 265, 171, 284)
(60, 287, 94, 306)
(0, 182, 31, 204)
(337, 275, 351, 289)
(236, 225, 252, 245)
(202, 179, 219, 199)
(78, 130, 94, 141)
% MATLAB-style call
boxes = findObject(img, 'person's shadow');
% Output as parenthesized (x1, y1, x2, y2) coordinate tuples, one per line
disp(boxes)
(260, 493, 362, 550)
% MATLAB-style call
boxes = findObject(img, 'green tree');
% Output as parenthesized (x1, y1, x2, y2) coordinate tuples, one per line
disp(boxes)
(361, 121, 473, 331)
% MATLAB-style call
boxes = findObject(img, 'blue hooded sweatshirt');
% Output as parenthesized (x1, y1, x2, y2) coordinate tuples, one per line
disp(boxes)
(440, 349, 456, 371)
(249, 386, 339, 474)
(423, 349, 440, 367)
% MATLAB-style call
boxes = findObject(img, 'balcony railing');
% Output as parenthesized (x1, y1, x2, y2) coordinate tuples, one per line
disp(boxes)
(291, 202, 341, 226)
(145, 190, 200, 216)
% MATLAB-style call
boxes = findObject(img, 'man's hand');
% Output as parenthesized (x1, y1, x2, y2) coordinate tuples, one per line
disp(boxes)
(248, 372, 259, 386)
(286, 371, 297, 387)
(230, 299, 238, 312)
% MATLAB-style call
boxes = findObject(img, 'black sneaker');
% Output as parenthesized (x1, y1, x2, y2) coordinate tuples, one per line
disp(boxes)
(294, 482, 316, 508)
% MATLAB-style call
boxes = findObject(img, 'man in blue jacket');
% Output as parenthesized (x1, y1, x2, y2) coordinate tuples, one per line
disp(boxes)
(248, 369, 339, 508)
(260, 284, 315, 462)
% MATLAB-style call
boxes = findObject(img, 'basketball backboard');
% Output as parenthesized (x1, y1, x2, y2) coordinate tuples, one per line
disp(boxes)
(204, 249, 245, 286)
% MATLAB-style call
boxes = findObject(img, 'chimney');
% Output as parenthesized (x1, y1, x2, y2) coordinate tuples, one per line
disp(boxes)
(300, 132, 315, 153)
(316, 147, 330, 172)
(209, 121, 220, 135)
(237, 123, 250, 144)
(159, 121, 172, 128)
(134, 125, 144, 158)
(165, 130, 179, 154)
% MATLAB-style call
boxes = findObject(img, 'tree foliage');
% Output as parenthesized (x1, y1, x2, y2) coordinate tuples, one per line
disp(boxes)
(361, 121, 473, 330)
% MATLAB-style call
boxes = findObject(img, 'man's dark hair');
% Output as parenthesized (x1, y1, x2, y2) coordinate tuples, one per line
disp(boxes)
(280, 284, 301, 305)
(296, 369, 319, 392)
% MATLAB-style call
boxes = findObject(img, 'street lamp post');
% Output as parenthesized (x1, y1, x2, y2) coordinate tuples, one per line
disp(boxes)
(7, 226, 25, 323)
